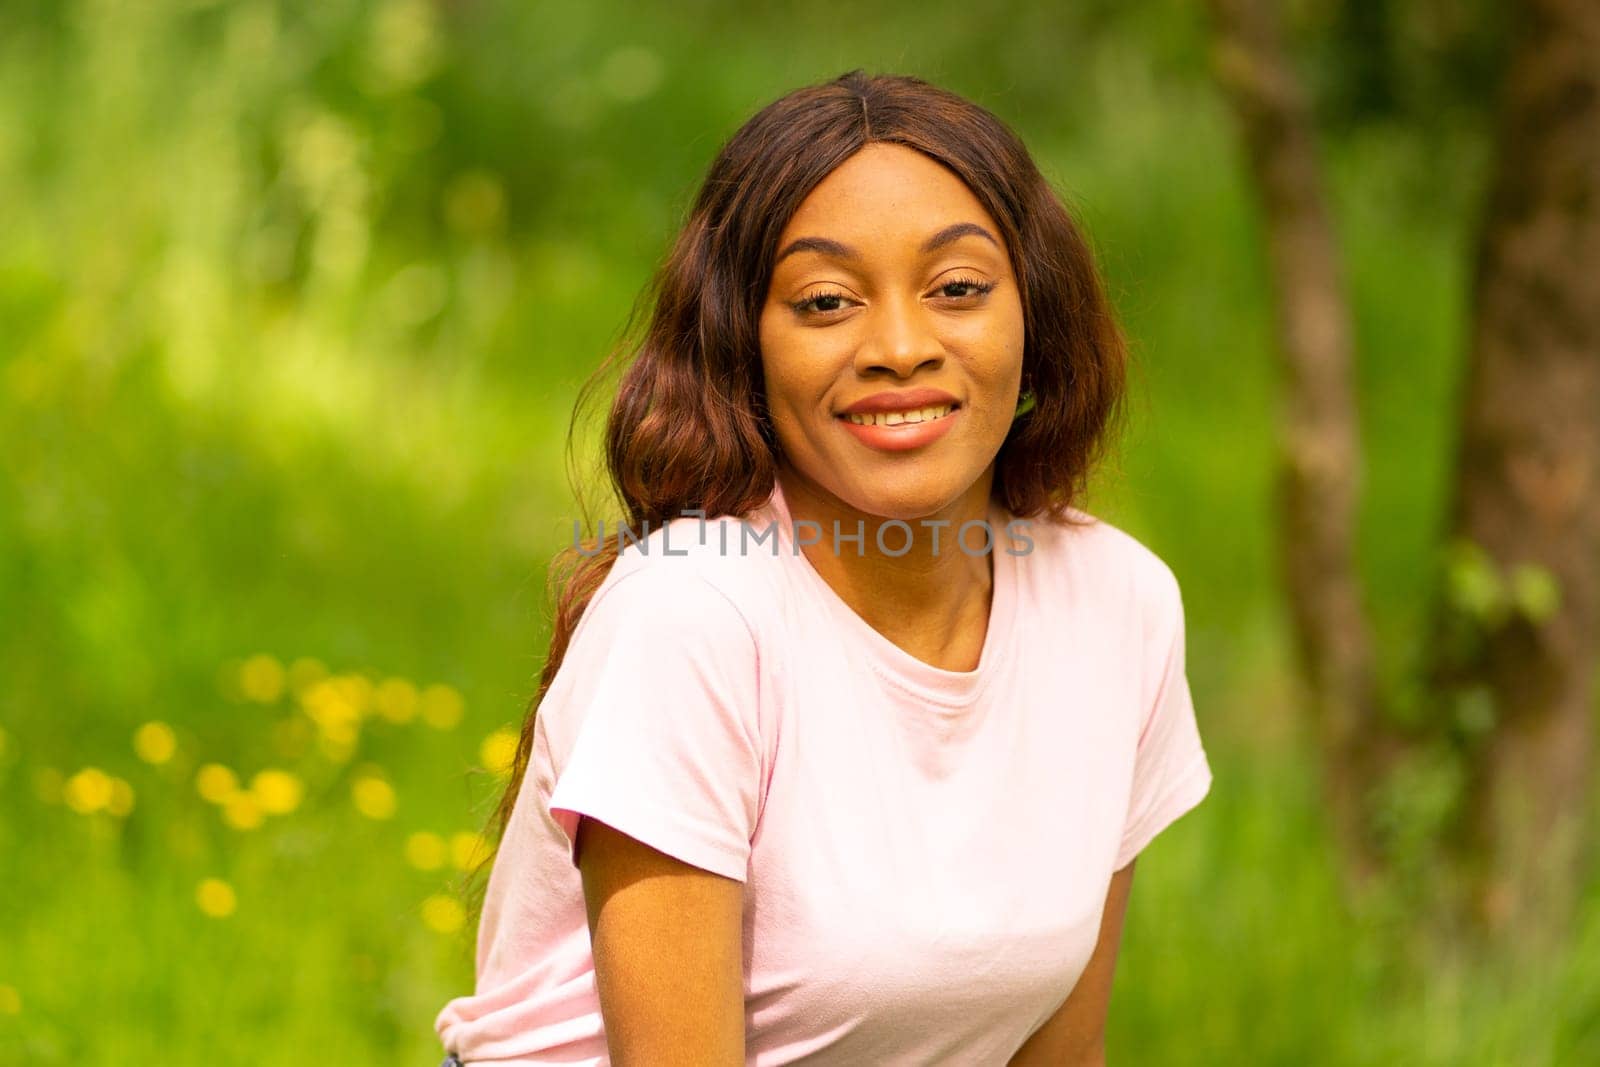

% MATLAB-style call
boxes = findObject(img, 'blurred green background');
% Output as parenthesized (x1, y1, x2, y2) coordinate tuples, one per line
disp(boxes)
(3, 0, 1595, 1063)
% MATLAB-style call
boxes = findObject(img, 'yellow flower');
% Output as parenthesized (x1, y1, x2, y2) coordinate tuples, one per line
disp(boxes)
(222, 792, 264, 830)
(420, 894, 465, 934)
(106, 777, 136, 817)
(419, 683, 464, 730)
(333, 674, 374, 717)
(240, 654, 286, 703)
(196, 877, 237, 918)
(0, 983, 20, 1015)
(374, 677, 419, 724)
(133, 721, 178, 765)
(302, 679, 364, 758)
(195, 763, 239, 805)
(250, 768, 304, 815)
(64, 767, 114, 814)
(479, 729, 519, 776)
(404, 831, 446, 871)
(450, 830, 490, 871)
(351, 775, 397, 820)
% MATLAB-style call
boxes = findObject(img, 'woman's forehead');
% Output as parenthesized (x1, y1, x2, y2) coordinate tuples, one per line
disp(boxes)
(780, 144, 992, 234)
(770, 153, 1007, 277)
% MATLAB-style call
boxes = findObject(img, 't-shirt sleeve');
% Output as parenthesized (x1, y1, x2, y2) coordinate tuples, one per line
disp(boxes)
(1114, 558, 1213, 871)
(542, 562, 763, 883)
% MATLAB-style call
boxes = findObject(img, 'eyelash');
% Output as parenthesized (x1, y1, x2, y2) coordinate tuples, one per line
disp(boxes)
(790, 275, 997, 317)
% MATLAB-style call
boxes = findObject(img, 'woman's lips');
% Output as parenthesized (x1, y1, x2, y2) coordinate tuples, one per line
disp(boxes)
(835, 404, 961, 452)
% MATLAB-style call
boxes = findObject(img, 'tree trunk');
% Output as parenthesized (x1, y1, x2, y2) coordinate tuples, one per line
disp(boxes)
(1204, 0, 1403, 893)
(1432, 0, 1600, 949)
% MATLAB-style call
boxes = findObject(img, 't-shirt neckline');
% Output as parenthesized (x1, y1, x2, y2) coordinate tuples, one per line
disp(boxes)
(759, 478, 1017, 710)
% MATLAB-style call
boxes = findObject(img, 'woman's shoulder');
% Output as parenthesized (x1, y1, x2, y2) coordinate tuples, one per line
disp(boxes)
(1017, 503, 1183, 617)
(585, 511, 788, 638)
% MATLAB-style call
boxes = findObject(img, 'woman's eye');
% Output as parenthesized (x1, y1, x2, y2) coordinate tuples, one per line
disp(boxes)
(791, 277, 995, 317)
(792, 291, 851, 315)
(938, 277, 996, 300)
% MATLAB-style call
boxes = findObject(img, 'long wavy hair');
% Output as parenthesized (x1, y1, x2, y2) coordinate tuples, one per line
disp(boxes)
(462, 68, 1130, 916)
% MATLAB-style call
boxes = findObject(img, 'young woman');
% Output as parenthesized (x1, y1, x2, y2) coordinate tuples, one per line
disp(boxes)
(434, 69, 1213, 1066)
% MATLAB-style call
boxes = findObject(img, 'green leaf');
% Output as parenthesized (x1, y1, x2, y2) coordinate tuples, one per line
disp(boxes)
(1509, 562, 1561, 623)
(1443, 539, 1505, 625)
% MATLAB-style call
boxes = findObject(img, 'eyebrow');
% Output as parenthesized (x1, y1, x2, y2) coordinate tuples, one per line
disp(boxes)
(773, 221, 1001, 266)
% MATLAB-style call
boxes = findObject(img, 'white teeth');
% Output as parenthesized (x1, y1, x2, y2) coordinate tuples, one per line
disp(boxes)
(845, 404, 954, 427)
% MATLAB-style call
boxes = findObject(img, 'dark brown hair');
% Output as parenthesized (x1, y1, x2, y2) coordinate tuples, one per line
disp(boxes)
(462, 68, 1128, 915)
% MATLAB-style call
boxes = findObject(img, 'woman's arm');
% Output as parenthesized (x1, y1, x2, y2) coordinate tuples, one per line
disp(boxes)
(576, 814, 747, 1066)
(1007, 859, 1136, 1066)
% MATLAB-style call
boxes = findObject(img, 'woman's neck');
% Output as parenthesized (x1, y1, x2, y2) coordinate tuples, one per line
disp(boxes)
(775, 465, 999, 673)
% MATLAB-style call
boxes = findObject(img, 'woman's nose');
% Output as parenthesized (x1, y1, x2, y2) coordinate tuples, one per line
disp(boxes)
(853, 292, 944, 378)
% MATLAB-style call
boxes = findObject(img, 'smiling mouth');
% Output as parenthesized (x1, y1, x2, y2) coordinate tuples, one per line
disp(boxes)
(839, 403, 958, 427)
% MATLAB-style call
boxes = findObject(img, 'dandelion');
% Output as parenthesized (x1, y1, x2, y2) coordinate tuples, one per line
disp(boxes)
(450, 830, 489, 871)
(332, 674, 374, 717)
(195, 877, 237, 918)
(351, 774, 397, 820)
(0, 983, 19, 1015)
(420, 894, 465, 934)
(240, 654, 286, 703)
(374, 677, 419, 724)
(63, 767, 114, 814)
(404, 831, 447, 871)
(222, 792, 265, 831)
(106, 777, 136, 817)
(479, 729, 519, 776)
(419, 683, 464, 730)
(133, 721, 177, 765)
(303, 679, 361, 742)
(195, 763, 239, 805)
(250, 768, 304, 815)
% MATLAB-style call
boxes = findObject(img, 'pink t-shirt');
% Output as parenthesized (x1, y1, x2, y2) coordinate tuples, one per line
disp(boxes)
(435, 479, 1213, 1064)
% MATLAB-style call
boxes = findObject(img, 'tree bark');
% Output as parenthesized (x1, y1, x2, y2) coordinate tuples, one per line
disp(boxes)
(1205, 0, 1402, 891)
(1433, 0, 1600, 948)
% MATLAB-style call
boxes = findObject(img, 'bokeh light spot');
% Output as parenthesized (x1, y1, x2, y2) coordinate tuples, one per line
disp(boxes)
(479, 728, 518, 777)
(64, 767, 114, 814)
(374, 677, 419, 724)
(419, 683, 464, 730)
(196, 878, 237, 918)
(351, 774, 397, 820)
(450, 830, 489, 871)
(240, 654, 287, 703)
(421, 894, 465, 934)
(250, 768, 304, 815)
(106, 776, 136, 817)
(404, 831, 446, 871)
(133, 721, 178, 765)
(223, 792, 265, 831)
(196, 763, 240, 805)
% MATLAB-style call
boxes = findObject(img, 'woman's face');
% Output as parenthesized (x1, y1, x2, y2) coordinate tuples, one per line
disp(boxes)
(758, 142, 1026, 522)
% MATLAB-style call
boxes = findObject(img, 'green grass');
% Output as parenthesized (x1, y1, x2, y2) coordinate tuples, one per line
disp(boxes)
(2, 1, 1595, 1062)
